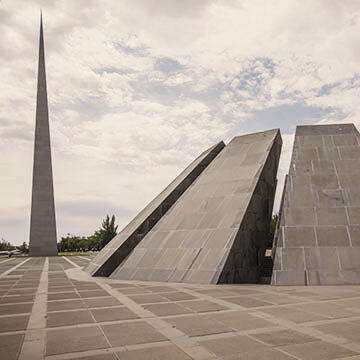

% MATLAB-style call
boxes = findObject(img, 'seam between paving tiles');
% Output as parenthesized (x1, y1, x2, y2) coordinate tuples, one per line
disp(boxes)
(18, 257, 48, 360)
(0, 258, 31, 278)
(62, 256, 217, 360)
(154, 279, 360, 354)
(62, 257, 360, 359)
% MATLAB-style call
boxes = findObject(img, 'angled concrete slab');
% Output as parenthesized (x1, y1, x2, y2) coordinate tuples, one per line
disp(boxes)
(272, 123, 360, 285)
(111, 129, 282, 284)
(85, 142, 225, 276)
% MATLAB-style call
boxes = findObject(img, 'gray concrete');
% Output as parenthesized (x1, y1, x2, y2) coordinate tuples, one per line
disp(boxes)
(111, 129, 281, 284)
(1, 256, 360, 359)
(85, 142, 224, 277)
(29, 15, 58, 257)
(272, 123, 360, 285)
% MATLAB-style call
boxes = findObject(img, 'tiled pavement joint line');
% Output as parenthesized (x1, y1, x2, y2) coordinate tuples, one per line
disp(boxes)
(77, 256, 91, 261)
(0, 257, 14, 264)
(61, 256, 81, 269)
(62, 256, 217, 360)
(45, 341, 173, 360)
(18, 257, 49, 360)
(165, 284, 360, 354)
(0, 258, 31, 278)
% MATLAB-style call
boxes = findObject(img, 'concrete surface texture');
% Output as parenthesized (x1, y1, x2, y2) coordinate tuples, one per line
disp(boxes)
(29, 16, 58, 257)
(1, 255, 360, 360)
(85, 142, 225, 277)
(111, 129, 282, 284)
(272, 123, 360, 285)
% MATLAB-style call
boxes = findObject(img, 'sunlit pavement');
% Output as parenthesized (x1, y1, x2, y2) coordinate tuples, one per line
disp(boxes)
(1, 255, 360, 360)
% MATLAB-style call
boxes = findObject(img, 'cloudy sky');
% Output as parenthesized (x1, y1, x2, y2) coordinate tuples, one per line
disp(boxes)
(1, 0, 359, 245)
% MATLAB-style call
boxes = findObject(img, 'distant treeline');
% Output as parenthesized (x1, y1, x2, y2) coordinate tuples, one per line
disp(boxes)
(57, 215, 118, 252)
(0, 215, 118, 254)
(2, 213, 278, 254)
(0, 239, 29, 253)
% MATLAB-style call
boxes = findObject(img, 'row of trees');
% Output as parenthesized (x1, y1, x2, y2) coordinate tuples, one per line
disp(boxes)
(0, 239, 29, 253)
(57, 215, 118, 252)
(2, 213, 278, 254)
(1, 215, 118, 254)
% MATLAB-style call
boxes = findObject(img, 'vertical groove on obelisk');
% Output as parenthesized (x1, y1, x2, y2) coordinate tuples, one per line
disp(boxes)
(29, 13, 58, 256)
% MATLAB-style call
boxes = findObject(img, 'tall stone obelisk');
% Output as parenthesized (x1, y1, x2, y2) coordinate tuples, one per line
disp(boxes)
(29, 14, 58, 256)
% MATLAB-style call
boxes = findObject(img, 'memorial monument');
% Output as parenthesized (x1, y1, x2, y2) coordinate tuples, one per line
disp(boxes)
(29, 14, 58, 256)
(272, 124, 360, 285)
(87, 129, 282, 284)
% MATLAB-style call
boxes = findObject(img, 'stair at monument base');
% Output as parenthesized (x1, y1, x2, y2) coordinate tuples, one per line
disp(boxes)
(258, 256, 274, 284)
(111, 129, 282, 284)
(85, 142, 225, 277)
(272, 123, 360, 285)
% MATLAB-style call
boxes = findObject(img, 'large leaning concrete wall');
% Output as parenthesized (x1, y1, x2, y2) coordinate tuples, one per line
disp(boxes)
(111, 129, 281, 284)
(272, 124, 360, 285)
(85, 142, 225, 276)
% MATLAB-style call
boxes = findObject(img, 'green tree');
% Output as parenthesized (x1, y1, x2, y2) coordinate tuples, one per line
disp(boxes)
(0, 238, 15, 251)
(94, 215, 118, 248)
(87, 235, 102, 251)
(18, 242, 29, 254)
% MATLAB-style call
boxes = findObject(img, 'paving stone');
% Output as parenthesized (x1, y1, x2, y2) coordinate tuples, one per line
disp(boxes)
(281, 340, 357, 360)
(67, 354, 117, 360)
(83, 297, 122, 308)
(47, 292, 80, 301)
(144, 302, 193, 316)
(91, 306, 138, 322)
(160, 291, 197, 301)
(224, 346, 298, 359)
(261, 306, 328, 323)
(47, 309, 95, 327)
(212, 311, 274, 331)
(200, 335, 268, 357)
(222, 287, 265, 295)
(74, 284, 102, 291)
(295, 302, 357, 319)
(109, 283, 139, 289)
(0, 333, 24, 360)
(251, 329, 317, 346)
(0, 315, 29, 332)
(48, 286, 75, 293)
(114, 287, 150, 295)
(177, 300, 227, 313)
(46, 326, 109, 355)
(194, 288, 237, 298)
(224, 296, 273, 308)
(251, 293, 302, 305)
(7, 288, 37, 295)
(101, 321, 167, 346)
(145, 285, 175, 293)
(0, 295, 34, 304)
(0, 303, 33, 315)
(78, 290, 110, 298)
(128, 294, 169, 304)
(47, 299, 85, 311)
(315, 321, 360, 342)
(167, 314, 233, 337)
(118, 345, 192, 360)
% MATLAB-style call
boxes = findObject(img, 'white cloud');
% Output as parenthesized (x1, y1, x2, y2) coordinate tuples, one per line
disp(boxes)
(0, 0, 360, 244)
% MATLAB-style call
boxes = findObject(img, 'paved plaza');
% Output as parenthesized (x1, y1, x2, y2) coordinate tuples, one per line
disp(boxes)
(1, 256, 360, 360)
